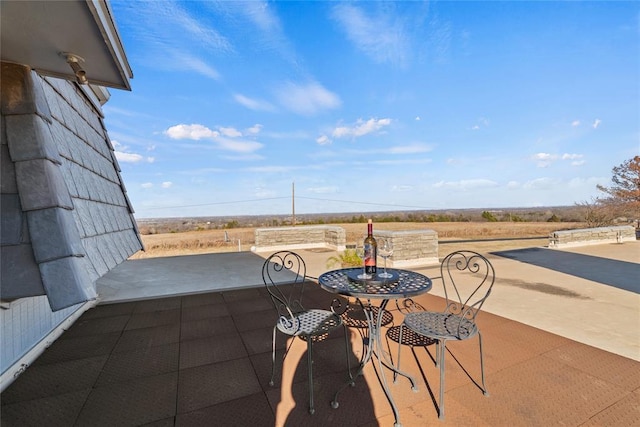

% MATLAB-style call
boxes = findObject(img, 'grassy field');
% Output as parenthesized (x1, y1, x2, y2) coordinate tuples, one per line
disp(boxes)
(130, 221, 586, 259)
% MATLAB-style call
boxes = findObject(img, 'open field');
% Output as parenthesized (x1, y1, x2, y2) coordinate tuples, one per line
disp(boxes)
(130, 221, 587, 259)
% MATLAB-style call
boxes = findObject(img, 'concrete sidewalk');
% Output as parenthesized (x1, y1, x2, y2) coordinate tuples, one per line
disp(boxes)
(96, 241, 640, 361)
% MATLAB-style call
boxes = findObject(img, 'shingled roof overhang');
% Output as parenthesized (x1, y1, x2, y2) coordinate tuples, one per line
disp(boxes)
(1, 0, 132, 90)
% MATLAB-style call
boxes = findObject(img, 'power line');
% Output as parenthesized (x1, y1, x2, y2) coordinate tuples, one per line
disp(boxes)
(297, 196, 438, 211)
(143, 197, 289, 210)
(141, 195, 438, 213)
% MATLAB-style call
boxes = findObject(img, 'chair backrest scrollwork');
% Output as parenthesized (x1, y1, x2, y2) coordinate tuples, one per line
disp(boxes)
(440, 251, 495, 335)
(262, 251, 308, 322)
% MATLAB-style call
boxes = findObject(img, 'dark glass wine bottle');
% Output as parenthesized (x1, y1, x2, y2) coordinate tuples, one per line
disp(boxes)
(364, 219, 377, 275)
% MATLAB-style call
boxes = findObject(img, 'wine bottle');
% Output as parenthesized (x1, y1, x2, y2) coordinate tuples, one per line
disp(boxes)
(364, 219, 377, 275)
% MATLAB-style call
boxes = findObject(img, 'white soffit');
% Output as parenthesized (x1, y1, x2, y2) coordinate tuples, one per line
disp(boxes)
(1, 0, 132, 90)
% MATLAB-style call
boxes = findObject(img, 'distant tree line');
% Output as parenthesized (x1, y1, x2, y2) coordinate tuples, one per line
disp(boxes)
(138, 205, 591, 234)
(296, 209, 575, 226)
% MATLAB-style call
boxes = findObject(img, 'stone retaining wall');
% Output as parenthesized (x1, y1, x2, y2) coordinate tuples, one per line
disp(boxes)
(374, 229, 439, 268)
(549, 225, 636, 248)
(253, 226, 439, 267)
(253, 226, 346, 252)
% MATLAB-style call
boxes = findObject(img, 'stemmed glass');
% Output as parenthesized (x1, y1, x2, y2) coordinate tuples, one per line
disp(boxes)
(378, 239, 394, 278)
(355, 243, 371, 279)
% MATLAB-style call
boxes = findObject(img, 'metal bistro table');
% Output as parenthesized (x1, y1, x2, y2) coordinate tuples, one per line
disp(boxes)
(318, 267, 432, 427)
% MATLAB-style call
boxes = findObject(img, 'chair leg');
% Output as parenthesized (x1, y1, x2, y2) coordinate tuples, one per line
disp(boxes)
(395, 324, 404, 384)
(269, 327, 279, 386)
(307, 338, 315, 414)
(478, 331, 488, 396)
(342, 324, 354, 382)
(438, 340, 446, 420)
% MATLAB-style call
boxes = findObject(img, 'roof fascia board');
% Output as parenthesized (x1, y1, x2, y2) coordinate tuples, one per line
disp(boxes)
(85, 0, 133, 91)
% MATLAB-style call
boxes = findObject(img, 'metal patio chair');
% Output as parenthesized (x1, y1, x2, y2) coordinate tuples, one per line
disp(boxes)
(385, 298, 437, 378)
(397, 250, 495, 420)
(262, 251, 352, 415)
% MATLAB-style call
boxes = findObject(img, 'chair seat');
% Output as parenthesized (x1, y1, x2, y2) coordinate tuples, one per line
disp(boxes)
(387, 325, 436, 347)
(404, 311, 478, 341)
(277, 309, 342, 336)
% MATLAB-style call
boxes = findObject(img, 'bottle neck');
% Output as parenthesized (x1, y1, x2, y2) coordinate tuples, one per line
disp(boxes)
(367, 222, 373, 236)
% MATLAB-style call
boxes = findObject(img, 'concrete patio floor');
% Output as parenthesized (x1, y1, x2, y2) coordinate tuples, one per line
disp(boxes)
(1, 242, 639, 426)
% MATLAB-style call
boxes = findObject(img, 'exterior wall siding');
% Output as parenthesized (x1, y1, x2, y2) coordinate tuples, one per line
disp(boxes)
(0, 63, 142, 380)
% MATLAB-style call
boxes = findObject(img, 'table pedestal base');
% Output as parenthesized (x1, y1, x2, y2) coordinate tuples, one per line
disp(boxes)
(331, 299, 418, 427)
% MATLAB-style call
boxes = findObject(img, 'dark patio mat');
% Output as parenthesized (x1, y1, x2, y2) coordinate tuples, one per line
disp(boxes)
(2, 287, 639, 426)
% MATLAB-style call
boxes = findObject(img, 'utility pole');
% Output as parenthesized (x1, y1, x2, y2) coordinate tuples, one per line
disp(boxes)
(292, 182, 296, 226)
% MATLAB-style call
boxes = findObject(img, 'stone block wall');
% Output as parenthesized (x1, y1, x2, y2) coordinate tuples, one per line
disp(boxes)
(549, 225, 636, 248)
(253, 226, 439, 267)
(253, 225, 346, 252)
(374, 229, 439, 268)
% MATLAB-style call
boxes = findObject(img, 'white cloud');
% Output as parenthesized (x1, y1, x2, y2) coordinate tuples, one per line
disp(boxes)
(161, 182, 173, 188)
(237, 1, 280, 33)
(306, 186, 339, 194)
(332, 118, 392, 139)
(141, 182, 153, 189)
(415, 116, 421, 121)
(245, 124, 263, 135)
(471, 117, 490, 130)
(593, 119, 602, 129)
(167, 3, 231, 52)
(111, 140, 153, 163)
(571, 120, 581, 127)
(562, 154, 585, 165)
(118, 2, 231, 79)
(532, 152, 585, 168)
(164, 123, 263, 154)
(331, 3, 409, 66)
(532, 152, 557, 167)
(234, 94, 276, 112)
(388, 143, 433, 154)
(523, 177, 558, 190)
(219, 127, 243, 137)
(216, 137, 264, 153)
(507, 181, 520, 189)
(316, 135, 331, 145)
(115, 151, 144, 163)
(220, 153, 264, 161)
(177, 52, 220, 80)
(211, 1, 297, 65)
(245, 165, 301, 173)
(165, 124, 219, 140)
(568, 176, 604, 188)
(372, 158, 432, 166)
(432, 179, 498, 191)
(275, 81, 341, 115)
(253, 187, 278, 198)
(391, 185, 413, 192)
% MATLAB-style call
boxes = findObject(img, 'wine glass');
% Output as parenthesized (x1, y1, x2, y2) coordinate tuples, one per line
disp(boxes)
(355, 243, 370, 279)
(378, 239, 393, 278)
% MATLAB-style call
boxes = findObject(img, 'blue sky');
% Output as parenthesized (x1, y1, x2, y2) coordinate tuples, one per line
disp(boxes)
(105, 1, 639, 219)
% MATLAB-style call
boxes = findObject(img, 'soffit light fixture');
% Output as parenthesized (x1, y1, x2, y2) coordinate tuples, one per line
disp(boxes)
(61, 52, 88, 85)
